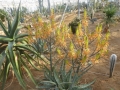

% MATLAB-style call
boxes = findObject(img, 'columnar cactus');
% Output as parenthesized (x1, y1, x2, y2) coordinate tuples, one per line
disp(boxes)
(109, 54, 117, 78)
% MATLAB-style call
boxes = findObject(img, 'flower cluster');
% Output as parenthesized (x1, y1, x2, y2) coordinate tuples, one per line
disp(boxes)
(27, 9, 109, 67)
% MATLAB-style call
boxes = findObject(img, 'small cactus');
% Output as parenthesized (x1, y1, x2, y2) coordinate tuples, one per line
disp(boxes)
(109, 54, 117, 78)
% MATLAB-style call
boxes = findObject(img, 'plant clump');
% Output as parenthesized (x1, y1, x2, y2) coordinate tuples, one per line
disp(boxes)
(103, 4, 117, 33)
(27, 9, 110, 90)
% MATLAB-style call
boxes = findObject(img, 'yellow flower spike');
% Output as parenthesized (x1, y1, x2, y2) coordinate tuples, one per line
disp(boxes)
(76, 50, 80, 57)
(62, 36, 65, 41)
(61, 26, 65, 33)
(73, 52, 77, 59)
(56, 48, 61, 55)
(88, 33, 93, 40)
(69, 42, 74, 51)
(56, 28, 60, 35)
(101, 40, 106, 46)
(76, 28, 79, 37)
(98, 24, 102, 33)
(78, 23, 82, 30)
(51, 9, 54, 15)
(38, 17, 43, 26)
(97, 33, 102, 41)
(96, 26, 99, 33)
(105, 32, 110, 40)
(95, 53, 100, 60)
(81, 55, 87, 63)
(77, 24, 82, 35)
(57, 35, 65, 47)
(84, 35, 89, 48)
(65, 60, 70, 65)
(84, 9, 87, 19)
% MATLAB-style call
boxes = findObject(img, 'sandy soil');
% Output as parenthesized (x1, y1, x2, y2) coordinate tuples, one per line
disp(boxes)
(2, 11, 120, 90)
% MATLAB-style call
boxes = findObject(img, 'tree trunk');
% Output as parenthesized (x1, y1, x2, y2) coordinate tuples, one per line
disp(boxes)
(47, 0, 51, 15)
(38, 0, 43, 14)
(103, 24, 109, 33)
(78, 0, 80, 19)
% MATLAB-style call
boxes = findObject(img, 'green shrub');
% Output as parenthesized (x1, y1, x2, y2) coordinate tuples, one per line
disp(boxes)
(104, 4, 117, 24)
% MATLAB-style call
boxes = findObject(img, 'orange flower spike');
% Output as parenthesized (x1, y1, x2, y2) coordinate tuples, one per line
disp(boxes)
(68, 51, 77, 59)
(79, 39, 84, 46)
(91, 58, 95, 64)
(103, 46, 108, 52)
(50, 9, 55, 20)
(72, 52, 77, 59)
(83, 48, 90, 56)
(93, 33, 99, 38)
(66, 33, 70, 39)
(96, 43, 101, 51)
(50, 10, 56, 29)
(82, 20, 88, 27)
(62, 41, 67, 47)
(88, 33, 92, 40)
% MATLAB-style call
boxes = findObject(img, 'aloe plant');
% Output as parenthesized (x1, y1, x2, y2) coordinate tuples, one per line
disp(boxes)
(36, 60, 95, 90)
(0, 4, 38, 90)
(32, 38, 45, 54)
